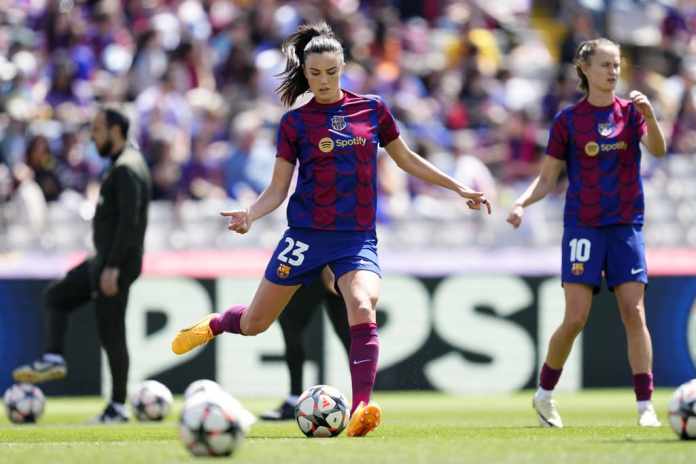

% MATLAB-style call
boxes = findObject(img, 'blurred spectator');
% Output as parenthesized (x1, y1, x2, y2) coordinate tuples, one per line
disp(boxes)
(1, 0, 694, 251)
(56, 128, 97, 195)
(560, 10, 596, 65)
(669, 60, 696, 154)
(149, 137, 180, 201)
(24, 134, 62, 202)
(500, 111, 541, 184)
(45, 56, 83, 108)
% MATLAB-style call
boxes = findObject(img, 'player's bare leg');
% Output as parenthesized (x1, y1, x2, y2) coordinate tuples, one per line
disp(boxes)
(534, 283, 593, 428)
(338, 269, 382, 437)
(545, 284, 593, 368)
(615, 282, 660, 427)
(172, 279, 299, 354)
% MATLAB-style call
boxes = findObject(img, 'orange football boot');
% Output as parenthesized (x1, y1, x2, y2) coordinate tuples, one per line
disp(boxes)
(171, 314, 218, 355)
(346, 401, 382, 437)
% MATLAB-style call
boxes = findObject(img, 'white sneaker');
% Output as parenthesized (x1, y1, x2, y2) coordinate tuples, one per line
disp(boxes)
(638, 404, 661, 427)
(533, 393, 563, 428)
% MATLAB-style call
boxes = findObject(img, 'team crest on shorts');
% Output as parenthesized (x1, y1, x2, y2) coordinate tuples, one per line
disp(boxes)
(331, 115, 347, 131)
(597, 122, 614, 137)
(571, 262, 585, 276)
(277, 263, 291, 279)
(584, 141, 599, 157)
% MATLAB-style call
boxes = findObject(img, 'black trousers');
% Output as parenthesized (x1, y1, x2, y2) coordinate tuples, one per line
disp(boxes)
(278, 279, 351, 396)
(44, 256, 141, 404)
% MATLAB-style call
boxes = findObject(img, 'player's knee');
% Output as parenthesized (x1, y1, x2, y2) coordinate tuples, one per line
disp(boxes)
(620, 303, 646, 327)
(351, 300, 375, 320)
(242, 316, 271, 336)
(562, 315, 587, 335)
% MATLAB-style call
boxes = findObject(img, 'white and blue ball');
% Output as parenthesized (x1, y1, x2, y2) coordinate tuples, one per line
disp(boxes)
(295, 384, 349, 438)
(3, 383, 45, 424)
(179, 391, 246, 457)
(129, 380, 173, 421)
(668, 378, 696, 440)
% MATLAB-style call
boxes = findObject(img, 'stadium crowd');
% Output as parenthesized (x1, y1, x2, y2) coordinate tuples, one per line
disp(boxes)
(1, 0, 696, 251)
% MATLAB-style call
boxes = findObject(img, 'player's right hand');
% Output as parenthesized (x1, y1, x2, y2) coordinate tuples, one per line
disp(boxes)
(507, 204, 524, 228)
(221, 209, 251, 234)
(459, 189, 492, 214)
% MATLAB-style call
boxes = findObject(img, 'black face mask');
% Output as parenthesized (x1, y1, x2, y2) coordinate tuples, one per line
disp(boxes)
(97, 137, 113, 158)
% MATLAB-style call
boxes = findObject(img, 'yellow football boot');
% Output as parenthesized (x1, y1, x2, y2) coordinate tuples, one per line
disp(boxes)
(346, 401, 381, 437)
(171, 314, 217, 355)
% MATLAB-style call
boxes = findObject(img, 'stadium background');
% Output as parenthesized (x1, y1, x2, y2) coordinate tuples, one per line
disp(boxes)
(0, 0, 695, 398)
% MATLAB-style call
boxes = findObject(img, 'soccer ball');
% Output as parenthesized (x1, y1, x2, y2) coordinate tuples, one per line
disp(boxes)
(184, 379, 223, 401)
(668, 378, 696, 440)
(294, 385, 349, 438)
(179, 392, 246, 457)
(3, 383, 45, 424)
(129, 380, 173, 421)
(183, 380, 257, 431)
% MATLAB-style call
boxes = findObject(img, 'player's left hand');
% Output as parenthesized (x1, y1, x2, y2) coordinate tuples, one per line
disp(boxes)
(630, 91, 655, 120)
(100, 267, 119, 296)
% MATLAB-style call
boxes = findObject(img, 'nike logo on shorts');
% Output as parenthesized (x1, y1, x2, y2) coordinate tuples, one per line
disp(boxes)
(630, 268, 644, 275)
(352, 359, 372, 365)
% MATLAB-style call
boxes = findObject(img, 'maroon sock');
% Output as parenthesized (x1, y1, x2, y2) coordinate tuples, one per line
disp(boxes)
(633, 372, 654, 401)
(349, 322, 379, 415)
(209, 304, 247, 335)
(539, 363, 563, 391)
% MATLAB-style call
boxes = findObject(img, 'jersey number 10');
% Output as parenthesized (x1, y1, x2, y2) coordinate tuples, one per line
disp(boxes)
(569, 238, 591, 263)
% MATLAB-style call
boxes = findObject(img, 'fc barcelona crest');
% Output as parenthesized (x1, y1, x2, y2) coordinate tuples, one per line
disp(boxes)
(571, 262, 584, 276)
(331, 115, 347, 131)
(597, 122, 614, 137)
(277, 263, 291, 279)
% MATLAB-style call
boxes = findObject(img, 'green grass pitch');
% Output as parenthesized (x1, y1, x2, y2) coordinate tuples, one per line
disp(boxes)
(0, 390, 693, 463)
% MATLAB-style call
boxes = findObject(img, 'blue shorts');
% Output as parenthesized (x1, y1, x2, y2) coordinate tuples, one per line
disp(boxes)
(264, 228, 381, 286)
(561, 224, 648, 293)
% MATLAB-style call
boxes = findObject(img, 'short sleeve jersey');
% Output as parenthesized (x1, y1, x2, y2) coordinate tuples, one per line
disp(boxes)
(546, 96, 648, 227)
(276, 90, 400, 231)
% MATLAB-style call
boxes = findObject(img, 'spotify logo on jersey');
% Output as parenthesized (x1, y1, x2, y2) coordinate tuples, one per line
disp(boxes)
(318, 137, 335, 153)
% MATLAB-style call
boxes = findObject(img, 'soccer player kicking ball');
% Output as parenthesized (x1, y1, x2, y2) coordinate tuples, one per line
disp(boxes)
(507, 38, 666, 428)
(171, 22, 491, 437)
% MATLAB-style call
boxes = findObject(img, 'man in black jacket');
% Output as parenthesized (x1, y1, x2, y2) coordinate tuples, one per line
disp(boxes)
(13, 107, 151, 423)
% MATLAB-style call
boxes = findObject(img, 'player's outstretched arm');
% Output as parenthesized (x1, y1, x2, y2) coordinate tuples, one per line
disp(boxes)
(630, 91, 667, 157)
(384, 136, 491, 214)
(220, 157, 295, 234)
(507, 156, 564, 229)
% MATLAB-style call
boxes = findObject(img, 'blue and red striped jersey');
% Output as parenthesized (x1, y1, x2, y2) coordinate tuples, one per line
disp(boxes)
(546, 96, 648, 227)
(276, 90, 400, 231)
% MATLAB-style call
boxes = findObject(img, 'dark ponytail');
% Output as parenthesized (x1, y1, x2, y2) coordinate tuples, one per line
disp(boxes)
(574, 38, 619, 94)
(276, 22, 344, 106)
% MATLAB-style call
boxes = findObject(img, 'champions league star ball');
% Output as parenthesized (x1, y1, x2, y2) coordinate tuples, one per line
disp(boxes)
(295, 385, 350, 438)
(179, 392, 246, 457)
(129, 380, 173, 421)
(3, 383, 45, 424)
(668, 379, 696, 440)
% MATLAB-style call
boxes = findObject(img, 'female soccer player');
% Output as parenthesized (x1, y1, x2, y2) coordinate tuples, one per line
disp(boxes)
(171, 22, 491, 437)
(507, 38, 666, 428)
